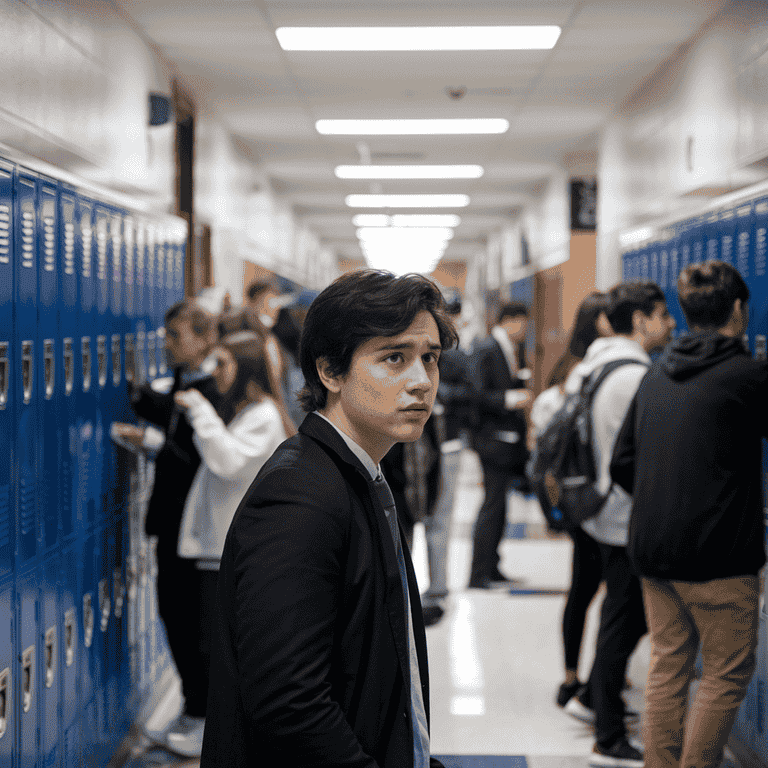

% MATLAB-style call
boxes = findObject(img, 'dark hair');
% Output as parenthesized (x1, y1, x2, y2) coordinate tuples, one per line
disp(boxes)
(298, 269, 459, 412)
(568, 291, 609, 358)
(546, 352, 578, 389)
(605, 281, 666, 335)
(165, 300, 215, 338)
(497, 301, 529, 324)
(677, 260, 749, 329)
(247, 279, 278, 302)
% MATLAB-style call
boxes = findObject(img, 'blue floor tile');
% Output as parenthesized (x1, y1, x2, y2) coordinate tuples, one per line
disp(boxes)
(434, 756, 528, 768)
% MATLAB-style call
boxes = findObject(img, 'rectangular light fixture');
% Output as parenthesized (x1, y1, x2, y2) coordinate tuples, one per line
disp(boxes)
(276, 26, 561, 51)
(346, 194, 469, 208)
(336, 164, 483, 179)
(356, 227, 454, 241)
(352, 214, 391, 227)
(317, 119, 508, 135)
(353, 214, 462, 227)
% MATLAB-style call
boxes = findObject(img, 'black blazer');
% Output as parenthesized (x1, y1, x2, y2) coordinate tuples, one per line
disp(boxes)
(467, 334, 529, 471)
(201, 413, 443, 768)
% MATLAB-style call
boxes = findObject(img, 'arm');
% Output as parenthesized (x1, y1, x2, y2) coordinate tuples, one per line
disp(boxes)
(130, 381, 175, 428)
(230, 468, 377, 767)
(610, 394, 638, 496)
(467, 344, 520, 415)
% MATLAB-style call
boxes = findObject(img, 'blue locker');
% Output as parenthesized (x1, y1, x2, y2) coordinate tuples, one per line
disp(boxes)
(691, 214, 706, 264)
(752, 197, 768, 363)
(15, 569, 40, 768)
(719, 206, 737, 266)
(78, 533, 97, 767)
(92, 525, 111, 759)
(736, 202, 753, 282)
(173, 227, 185, 303)
(705, 209, 721, 263)
(60, 544, 80, 768)
(40, 553, 60, 768)
(639, 243, 649, 280)
(155, 226, 166, 331)
(0, 161, 14, 583)
(38, 178, 61, 556)
(649, 240, 659, 286)
(0, 578, 13, 768)
(59, 188, 78, 543)
(15, 170, 39, 569)
(164, 225, 174, 316)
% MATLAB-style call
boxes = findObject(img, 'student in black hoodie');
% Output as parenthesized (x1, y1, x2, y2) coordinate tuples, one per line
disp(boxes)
(611, 260, 768, 768)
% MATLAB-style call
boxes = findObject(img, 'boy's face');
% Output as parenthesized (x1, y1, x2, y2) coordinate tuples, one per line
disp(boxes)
(499, 315, 527, 343)
(164, 317, 211, 371)
(319, 310, 442, 463)
(640, 301, 676, 351)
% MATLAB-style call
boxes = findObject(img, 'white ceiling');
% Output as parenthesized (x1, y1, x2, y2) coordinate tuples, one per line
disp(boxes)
(115, 0, 727, 264)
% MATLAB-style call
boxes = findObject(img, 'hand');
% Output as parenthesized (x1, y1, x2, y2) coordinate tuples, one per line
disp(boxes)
(174, 389, 203, 410)
(111, 422, 146, 450)
(504, 389, 532, 410)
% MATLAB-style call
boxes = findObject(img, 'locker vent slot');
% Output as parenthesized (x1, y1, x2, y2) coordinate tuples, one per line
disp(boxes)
(0, 341, 7, 409)
(97, 335, 107, 389)
(44, 339, 55, 399)
(0, 667, 8, 739)
(81, 337, 91, 393)
(0, 202, 9, 264)
(21, 646, 34, 713)
(63, 338, 74, 396)
(64, 608, 76, 667)
(21, 340, 33, 404)
(83, 593, 94, 648)
(99, 578, 110, 633)
(111, 334, 121, 387)
(44, 626, 56, 688)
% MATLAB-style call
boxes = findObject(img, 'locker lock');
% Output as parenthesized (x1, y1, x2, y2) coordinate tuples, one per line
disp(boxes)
(83, 593, 94, 649)
(0, 342, 7, 410)
(21, 341, 33, 405)
(0, 667, 8, 739)
(63, 338, 74, 396)
(99, 578, 110, 633)
(97, 336, 107, 389)
(21, 645, 34, 714)
(44, 339, 55, 400)
(113, 567, 124, 620)
(44, 626, 56, 689)
(81, 338, 92, 393)
(112, 334, 122, 387)
(64, 608, 76, 668)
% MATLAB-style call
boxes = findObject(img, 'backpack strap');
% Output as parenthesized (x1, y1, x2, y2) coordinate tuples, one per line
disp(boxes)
(580, 357, 649, 404)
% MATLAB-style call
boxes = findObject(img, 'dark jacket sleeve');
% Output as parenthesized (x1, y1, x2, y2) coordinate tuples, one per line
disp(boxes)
(468, 343, 508, 415)
(130, 382, 175, 429)
(610, 393, 638, 496)
(227, 467, 378, 767)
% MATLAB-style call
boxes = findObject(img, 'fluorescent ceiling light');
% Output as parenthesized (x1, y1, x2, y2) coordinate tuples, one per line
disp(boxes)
(336, 165, 483, 179)
(318, 119, 508, 135)
(352, 214, 391, 226)
(346, 194, 470, 208)
(356, 227, 454, 241)
(276, 26, 561, 51)
(353, 214, 462, 227)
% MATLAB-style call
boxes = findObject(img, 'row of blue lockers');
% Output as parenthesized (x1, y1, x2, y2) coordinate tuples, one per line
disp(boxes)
(0, 153, 186, 767)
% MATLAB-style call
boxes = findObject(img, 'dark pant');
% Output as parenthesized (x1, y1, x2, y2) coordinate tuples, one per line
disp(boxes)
(563, 527, 603, 671)
(582, 541, 647, 747)
(156, 540, 212, 717)
(469, 459, 516, 585)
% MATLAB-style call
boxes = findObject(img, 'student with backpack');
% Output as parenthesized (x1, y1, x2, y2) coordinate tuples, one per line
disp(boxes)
(560, 282, 675, 767)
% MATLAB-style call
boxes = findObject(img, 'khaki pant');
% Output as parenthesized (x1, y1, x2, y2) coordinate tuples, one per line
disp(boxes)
(642, 576, 759, 768)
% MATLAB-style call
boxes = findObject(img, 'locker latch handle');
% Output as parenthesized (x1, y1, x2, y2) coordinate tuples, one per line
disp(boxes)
(64, 608, 76, 667)
(44, 626, 56, 689)
(147, 331, 157, 379)
(83, 593, 94, 649)
(63, 338, 74, 396)
(0, 667, 8, 739)
(136, 332, 146, 384)
(44, 339, 55, 400)
(21, 341, 33, 405)
(97, 335, 107, 389)
(756, 335, 767, 362)
(0, 342, 7, 410)
(113, 567, 124, 620)
(111, 334, 121, 387)
(124, 334, 135, 384)
(157, 327, 167, 375)
(99, 578, 110, 633)
(81, 338, 92, 393)
(21, 645, 34, 714)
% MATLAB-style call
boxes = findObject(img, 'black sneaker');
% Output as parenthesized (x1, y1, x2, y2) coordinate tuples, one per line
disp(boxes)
(556, 679, 582, 708)
(422, 604, 445, 627)
(589, 737, 644, 767)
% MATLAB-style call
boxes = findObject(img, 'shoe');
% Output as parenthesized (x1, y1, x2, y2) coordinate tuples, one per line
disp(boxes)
(564, 695, 638, 725)
(164, 714, 205, 758)
(588, 737, 644, 767)
(422, 604, 445, 627)
(556, 678, 582, 708)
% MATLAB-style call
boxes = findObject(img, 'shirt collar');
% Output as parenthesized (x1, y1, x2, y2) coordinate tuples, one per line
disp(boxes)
(313, 411, 380, 480)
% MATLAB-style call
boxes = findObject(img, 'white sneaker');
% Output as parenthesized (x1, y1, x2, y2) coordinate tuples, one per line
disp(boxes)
(165, 714, 205, 758)
(564, 696, 639, 725)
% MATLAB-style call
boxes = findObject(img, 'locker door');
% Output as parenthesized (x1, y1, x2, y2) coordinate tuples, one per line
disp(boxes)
(39, 553, 60, 768)
(0, 579, 13, 768)
(752, 198, 768, 362)
(60, 544, 80, 768)
(0, 161, 13, 583)
(720, 206, 737, 266)
(649, 240, 659, 286)
(38, 178, 61, 556)
(639, 243, 649, 280)
(154, 226, 166, 332)
(78, 533, 97, 767)
(668, 231, 682, 337)
(705, 209, 721, 263)
(92, 525, 111, 759)
(144, 221, 156, 382)
(15, 570, 40, 768)
(690, 214, 706, 264)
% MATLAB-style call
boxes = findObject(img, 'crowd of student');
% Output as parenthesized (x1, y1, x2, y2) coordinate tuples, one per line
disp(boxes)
(113, 262, 765, 768)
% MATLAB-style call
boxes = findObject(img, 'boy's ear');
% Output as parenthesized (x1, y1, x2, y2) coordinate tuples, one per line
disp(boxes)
(316, 357, 341, 394)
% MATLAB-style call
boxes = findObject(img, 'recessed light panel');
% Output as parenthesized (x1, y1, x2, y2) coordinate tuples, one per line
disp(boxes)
(346, 194, 470, 208)
(336, 165, 483, 179)
(318, 119, 508, 135)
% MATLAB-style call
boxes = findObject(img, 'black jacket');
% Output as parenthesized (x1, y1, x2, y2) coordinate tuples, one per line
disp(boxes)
(436, 346, 475, 442)
(201, 413, 442, 768)
(611, 331, 768, 581)
(467, 334, 529, 471)
(131, 370, 221, 540)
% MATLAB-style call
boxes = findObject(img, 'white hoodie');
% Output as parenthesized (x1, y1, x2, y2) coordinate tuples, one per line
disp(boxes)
(563, 336, 650, 546)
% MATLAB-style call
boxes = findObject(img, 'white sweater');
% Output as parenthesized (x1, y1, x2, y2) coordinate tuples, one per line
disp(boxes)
(177, 391, 287, 565)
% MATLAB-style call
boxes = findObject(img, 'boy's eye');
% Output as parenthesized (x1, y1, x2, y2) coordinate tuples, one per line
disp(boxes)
(385, 353, 403, 364)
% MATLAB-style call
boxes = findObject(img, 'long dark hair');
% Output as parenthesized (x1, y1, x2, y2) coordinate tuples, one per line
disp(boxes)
(567, 291, 609, 358)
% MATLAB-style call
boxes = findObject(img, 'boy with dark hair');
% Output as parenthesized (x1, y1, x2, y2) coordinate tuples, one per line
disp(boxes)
(466, 300, 532, 588)
(611, 261, 767, 768)
(201, 269, 456, 768)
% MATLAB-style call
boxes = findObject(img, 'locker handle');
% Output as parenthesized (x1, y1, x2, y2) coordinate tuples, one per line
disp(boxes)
(21, 341, 33, 405)
(44, 339, 55, 399)
(21, 645, 34, 714)
(97, 335, 107, 389)
(113, 567, 124, 620)
(63, 338, 74, 396)
(81, 338, 92, 393)
(756, 335, 767, 362)
(124, 334, 135, 384)
(112, 334, 121, 387)
(64, 608, 76, 667)
(157, 327, 167, 375)
(0, 667, 8, 739)
(83, 593, 94, 649)
(147, 331, 157, 379)
(0, 342, 7, 409)
(99, 578, 110, 633)
(44, 626, 56, 689)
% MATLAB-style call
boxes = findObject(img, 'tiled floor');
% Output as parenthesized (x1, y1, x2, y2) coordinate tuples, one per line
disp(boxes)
(120, 449, 651, 768)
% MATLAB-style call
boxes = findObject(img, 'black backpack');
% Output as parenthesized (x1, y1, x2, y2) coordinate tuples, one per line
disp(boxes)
(526, 358, 648, 532)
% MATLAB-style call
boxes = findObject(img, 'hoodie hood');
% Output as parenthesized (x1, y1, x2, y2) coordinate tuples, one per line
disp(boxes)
(660, 331, 746, 381)
(564, 336, 650, 395)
